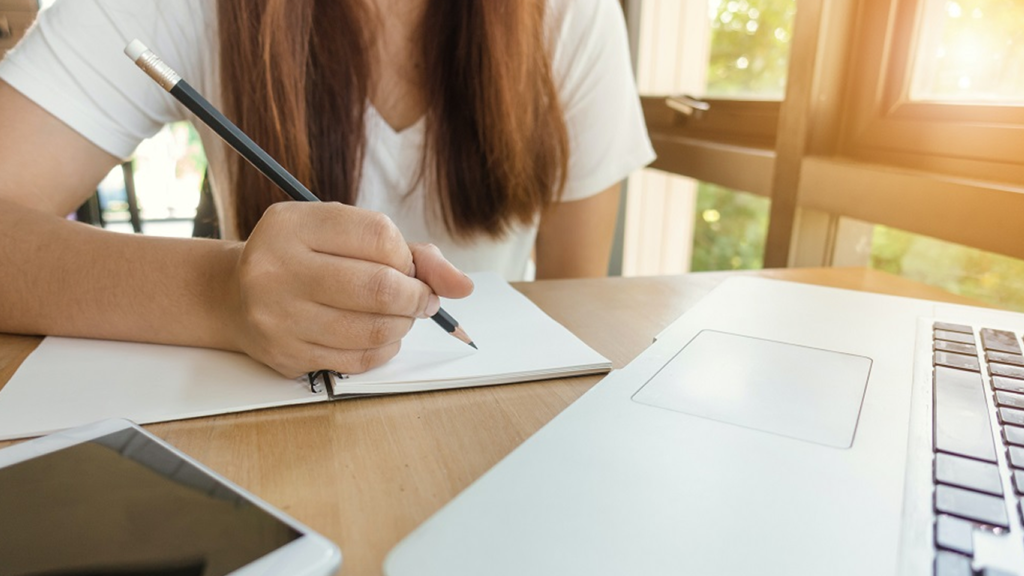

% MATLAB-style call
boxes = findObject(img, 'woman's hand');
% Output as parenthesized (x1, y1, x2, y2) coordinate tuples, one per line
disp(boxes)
(229, 202, 473, 378)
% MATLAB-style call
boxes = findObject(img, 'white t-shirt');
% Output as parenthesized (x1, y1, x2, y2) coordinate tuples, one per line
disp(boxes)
(0, 0, 655, 281)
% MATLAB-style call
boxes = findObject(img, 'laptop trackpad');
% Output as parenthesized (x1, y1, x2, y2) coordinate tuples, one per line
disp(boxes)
(632, 330, 872, 448)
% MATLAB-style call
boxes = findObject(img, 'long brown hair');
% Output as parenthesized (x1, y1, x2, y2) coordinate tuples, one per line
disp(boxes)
(217, 0, 569, 241)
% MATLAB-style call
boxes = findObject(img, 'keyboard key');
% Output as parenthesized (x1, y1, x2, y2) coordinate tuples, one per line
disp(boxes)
(1009, 446, 1024, 469)
(935, 514, 974, 555)
(990, 363, 1024, 380)
(935, 453, 1003, 496)
(937, 330, 977, 345)
(1015, 470, 1024, 494)
(934, 351, 981, 372)
(999, 408, 1024, 427)
(980, 329, 1022, 354)
(936, 341, 978, 355)
(986, 350, 1024, 367)
(935, 484, 1009, 527)
(992, 376, 1024, 394)
(934, 366, 997, 463)
(1004, 426, 1024, 447)
(935, 550, 973, 576)
(996, 391, 1024, 410)
(936, 322, 975, 334)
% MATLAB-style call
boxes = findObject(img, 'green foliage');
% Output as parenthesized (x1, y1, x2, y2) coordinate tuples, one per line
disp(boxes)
(871, 226, 1024, 312)
(691, 182, 770, 272)
(685, 0, 788, 274)
(706, 0, 796, 98)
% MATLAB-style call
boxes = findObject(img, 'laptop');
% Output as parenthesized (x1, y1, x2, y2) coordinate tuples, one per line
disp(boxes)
(384, 276, 1024, 575)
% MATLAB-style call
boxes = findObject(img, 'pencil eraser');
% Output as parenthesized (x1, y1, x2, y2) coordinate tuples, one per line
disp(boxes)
(124, 39, 149, 62)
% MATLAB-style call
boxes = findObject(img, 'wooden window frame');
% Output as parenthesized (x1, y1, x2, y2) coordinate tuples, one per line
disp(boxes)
(840, 0, 1024, 182)
(641, 96, 777, 197)
(634, 0, 1024, 271)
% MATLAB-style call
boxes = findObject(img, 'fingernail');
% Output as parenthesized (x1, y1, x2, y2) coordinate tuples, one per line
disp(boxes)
(423, 294, 441, 318)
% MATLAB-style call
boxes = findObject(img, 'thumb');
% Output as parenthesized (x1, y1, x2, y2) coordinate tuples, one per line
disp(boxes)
(408, 243, 474, 299)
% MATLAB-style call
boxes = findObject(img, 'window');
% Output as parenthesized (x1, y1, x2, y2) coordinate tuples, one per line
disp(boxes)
(622, 0, 794, 276)
(629, 0, 1024, 306)
(871, 226, 1024, 312)
(840, 0, 1024, 179)
(706, 0, 796, 98)
(692, 182, 770, 271)
(910, 0, 1024, 103)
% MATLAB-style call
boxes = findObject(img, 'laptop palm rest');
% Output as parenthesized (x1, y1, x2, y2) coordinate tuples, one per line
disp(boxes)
(632, 330, 872, 448)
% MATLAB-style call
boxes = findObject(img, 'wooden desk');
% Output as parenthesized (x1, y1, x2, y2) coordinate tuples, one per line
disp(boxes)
(0, 268, 996, 575)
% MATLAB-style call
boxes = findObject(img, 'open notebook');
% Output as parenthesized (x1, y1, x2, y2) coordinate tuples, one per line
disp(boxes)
(0, 273, 610, 441)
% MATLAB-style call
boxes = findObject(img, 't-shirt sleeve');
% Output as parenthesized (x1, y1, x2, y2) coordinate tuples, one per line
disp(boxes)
(0, 0, 210, 159)
(550, 0, 656, 203)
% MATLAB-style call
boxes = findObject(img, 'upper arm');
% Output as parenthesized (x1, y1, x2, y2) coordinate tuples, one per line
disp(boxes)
(0, 0, 211, 215)
(0, 80, 120, 216)
(535, 183, 621, 279)
(531, 1, 653, 279)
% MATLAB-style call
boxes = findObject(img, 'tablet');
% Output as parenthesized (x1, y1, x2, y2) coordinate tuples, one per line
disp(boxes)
(0, 419, 341, 576)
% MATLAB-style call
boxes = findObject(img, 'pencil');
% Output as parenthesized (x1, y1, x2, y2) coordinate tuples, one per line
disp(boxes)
(124, 39, 476, 350)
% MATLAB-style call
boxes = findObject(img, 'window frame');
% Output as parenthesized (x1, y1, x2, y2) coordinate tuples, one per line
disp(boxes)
(635, 0, 1024, 269)
(839, 0, 1024, 180)
(642, 96, 778, 196)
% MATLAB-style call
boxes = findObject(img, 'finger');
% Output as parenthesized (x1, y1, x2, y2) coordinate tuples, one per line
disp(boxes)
(409, 243, 474, 299)
(269, 202, 415, 273)
(299, 302, 415, 351)
(299, 252, 440, 318)
(301, 340, 402, 376)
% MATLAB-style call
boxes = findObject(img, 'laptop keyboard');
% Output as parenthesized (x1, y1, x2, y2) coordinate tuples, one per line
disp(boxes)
(932, 322, 1024, 575)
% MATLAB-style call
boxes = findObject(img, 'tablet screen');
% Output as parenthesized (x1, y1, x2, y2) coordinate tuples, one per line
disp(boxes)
(0, 428, 301, 576)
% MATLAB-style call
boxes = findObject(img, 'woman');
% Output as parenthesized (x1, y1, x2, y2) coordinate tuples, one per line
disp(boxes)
(0, 0, 653, 378)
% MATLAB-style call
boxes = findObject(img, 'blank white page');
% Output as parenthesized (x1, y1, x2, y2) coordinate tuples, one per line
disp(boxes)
(0, 340, 321, 441)
(334, 273, 611, 394)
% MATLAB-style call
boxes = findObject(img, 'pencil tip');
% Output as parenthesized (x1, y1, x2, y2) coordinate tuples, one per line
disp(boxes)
(450, 326, 477, 349)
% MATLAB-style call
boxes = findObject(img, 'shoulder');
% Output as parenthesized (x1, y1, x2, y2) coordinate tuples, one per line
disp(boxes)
(37, 0, 215, 74)
(0, 0, 216, 158)
(545, 0, 629, 64)
(40, 0, 213, 34)
(544, 0, 632, 95)
(542, 0, 655, 202)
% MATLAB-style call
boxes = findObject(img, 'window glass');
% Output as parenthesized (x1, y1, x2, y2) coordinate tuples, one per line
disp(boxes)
(911, 0, 1024, 102)
(871, 225, 1024, 312)
(692, 182, 770, 271)
(706, 0, 797, 98)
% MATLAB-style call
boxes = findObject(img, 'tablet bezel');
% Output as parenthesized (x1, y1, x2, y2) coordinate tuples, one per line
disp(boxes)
(0, 418, 341, 576)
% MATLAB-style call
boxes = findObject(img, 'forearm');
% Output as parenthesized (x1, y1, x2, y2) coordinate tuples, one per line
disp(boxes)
(0, 200, 243, 350)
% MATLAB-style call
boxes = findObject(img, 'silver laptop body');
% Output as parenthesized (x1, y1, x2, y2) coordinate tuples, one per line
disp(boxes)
(386, 277, 1024, 575)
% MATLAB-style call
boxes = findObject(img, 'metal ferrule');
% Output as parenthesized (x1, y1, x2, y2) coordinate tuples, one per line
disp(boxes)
(134, 50, 182, 92)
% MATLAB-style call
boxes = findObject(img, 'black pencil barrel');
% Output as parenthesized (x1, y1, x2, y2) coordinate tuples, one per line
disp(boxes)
(431, 308, 458, 333)
(170, 80, 319, 203)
